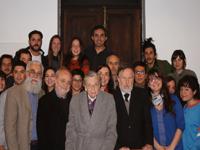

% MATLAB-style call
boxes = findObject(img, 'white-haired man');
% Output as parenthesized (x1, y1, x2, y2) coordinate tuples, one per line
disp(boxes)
(65, 71, 117, 150)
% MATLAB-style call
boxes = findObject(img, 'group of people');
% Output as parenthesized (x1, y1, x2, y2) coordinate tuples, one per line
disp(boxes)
(0, 24, 199, 150)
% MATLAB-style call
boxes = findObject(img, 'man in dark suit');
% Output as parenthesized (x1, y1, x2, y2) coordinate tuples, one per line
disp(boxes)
(113, 67, 153, 150)
(37, 68, 72, 150)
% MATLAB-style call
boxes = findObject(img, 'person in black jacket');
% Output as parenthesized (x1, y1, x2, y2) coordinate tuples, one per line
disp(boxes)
(113, 67, 153, 150)
(37, 68, 72, 150)
(84, 25, 113, 70)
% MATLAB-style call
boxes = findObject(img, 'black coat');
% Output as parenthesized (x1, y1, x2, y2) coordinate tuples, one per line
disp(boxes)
(113, 87, 153, 149)
(37, 90, 72, 150)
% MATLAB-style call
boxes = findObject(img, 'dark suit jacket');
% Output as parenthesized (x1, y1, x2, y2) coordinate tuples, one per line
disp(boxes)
(113, 87, 153, 149)
(37, 90, 72, 150)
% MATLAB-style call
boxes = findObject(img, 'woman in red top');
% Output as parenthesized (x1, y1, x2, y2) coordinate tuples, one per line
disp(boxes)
(65, 37, 90, 74)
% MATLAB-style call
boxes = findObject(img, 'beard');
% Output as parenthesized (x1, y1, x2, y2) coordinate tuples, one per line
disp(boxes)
(55, 85, 69, 98)
(24, 77, 42, 94)
(120, 85, 133, 93)
(30, 44, 41, 52)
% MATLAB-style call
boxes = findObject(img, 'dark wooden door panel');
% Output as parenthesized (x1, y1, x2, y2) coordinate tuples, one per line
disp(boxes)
(107, 8, 141, 65)
(63, 7, 104, 54)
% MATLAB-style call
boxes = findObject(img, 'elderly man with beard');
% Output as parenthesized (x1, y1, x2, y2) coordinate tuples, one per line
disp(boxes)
(113, 67, 153, 150)
(37, 67, 72, 150)
(4, 60, 44, 150)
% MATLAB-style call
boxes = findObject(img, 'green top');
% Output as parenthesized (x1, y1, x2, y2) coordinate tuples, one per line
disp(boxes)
(146, 59, 173, 77)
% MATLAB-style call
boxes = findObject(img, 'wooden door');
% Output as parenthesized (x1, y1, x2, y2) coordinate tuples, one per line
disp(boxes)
(61, 5, 142, 65)
(106, 7, 141, 65)
(62, 7, 104, 54)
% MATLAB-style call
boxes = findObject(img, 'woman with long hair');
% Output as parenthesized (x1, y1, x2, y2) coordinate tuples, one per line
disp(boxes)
(42, 67, 56, 94)
(96, 65, 114, 93)
(64, 37, 90, 74)
(147, 70, 184, 150)
(46, 35, 63, 71)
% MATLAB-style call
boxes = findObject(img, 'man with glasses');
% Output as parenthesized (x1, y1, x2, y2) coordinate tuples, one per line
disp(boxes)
(4, 61, 44, 150)
(37, 67, 72, 150)
(133, 61, 147, 88)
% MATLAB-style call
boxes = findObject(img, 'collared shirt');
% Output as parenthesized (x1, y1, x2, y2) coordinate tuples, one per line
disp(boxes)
(87, 95, 96, 116)
(121, 91, 131, 101)
(121, 90, 131, 114)
(28, 92, 38, 140)
(29, 50, 42, 63)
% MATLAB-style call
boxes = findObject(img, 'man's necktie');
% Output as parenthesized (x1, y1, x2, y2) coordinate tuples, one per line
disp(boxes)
(124, 93, 129, 102)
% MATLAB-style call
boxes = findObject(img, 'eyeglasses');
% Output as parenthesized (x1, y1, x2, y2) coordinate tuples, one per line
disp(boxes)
(29, 70, 42, 77)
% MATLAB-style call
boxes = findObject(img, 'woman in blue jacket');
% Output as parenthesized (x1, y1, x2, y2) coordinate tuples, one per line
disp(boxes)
(147, 70, 185, 150)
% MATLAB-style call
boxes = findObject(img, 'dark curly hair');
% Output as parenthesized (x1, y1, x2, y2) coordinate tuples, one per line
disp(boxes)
(147, 69, 175, 114)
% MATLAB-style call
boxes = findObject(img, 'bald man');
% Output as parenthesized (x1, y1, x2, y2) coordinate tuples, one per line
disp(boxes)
(37, 68, 72, 150)
(106, 54, 120, 88)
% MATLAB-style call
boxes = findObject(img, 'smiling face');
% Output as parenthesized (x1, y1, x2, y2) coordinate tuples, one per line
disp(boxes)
(55, 69, 72, 97)
(44, 69, 56, 88)
(98, 67, 110, 88)
(85, 75, 100, 99)
(71, 39, 81, 57)
(25, 62, 42, 93)
(180, 86, 196, 102)
(20, 53, 31, 64)
(148, 73, 163, 94)
(134, 65, 146, 85)
(13, 66, 26, 85)
(91, 28, 107, 48)
(51, 37, 61, 56)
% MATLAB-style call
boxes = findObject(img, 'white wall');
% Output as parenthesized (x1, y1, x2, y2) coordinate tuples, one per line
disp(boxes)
(145, 0, 200, 80)
(0, 0, 58, 56)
